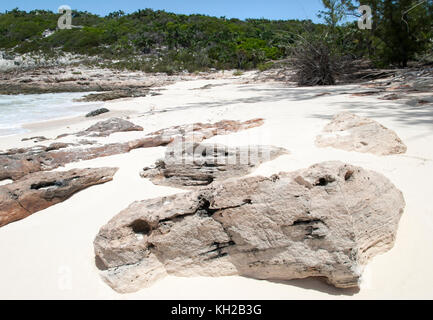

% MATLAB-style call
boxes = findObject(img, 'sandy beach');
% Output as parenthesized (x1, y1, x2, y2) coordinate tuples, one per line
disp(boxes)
(0, 74, 432, 299)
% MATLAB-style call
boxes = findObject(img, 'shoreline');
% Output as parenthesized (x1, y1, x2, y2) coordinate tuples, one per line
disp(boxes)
(0, 91, 104, 138)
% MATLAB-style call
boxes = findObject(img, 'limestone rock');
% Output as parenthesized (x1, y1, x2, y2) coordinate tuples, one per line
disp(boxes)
(140, 143, 288, 187)
(77, 118, 144, 137)
(316, 112, 407, 155)
(94, 161, 405, 293)
(1, 119, 264, 181)
(0, 138, 170, 181)
(85, 108, 110, 117)
(0, 167, 118, 227)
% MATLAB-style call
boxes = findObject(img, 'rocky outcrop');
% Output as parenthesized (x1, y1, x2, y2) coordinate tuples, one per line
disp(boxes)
(140, 143, 288, 187)
(0, 119, 264, 181)
(76, 118, 144, 137)
(0, 65, 170, 95)
(94, 161, 405, 293)
(77, 89, 150, 102)
(0, 167, 118, 227)
(316, 112, 407, 155)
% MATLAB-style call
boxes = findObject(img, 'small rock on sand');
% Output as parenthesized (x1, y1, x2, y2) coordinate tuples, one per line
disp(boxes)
(85, 108, 110, 117)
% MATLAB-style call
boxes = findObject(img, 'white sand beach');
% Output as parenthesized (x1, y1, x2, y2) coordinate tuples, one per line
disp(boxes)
(0, 75, 432, 299)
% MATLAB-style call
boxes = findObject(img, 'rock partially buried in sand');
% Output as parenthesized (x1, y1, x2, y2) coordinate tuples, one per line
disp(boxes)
(140, 143, 289, 187)
(21, 136, 48, 143)
(0, 167, 118, 227)
(0, 119, 264, 181)
(94, 161, 405, 293)
(85, 108, 110, 117)
(316, 112, 407, 155)
(77, 118, 144, 137)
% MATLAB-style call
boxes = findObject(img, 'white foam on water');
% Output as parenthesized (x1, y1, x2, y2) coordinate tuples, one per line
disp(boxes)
(0, 92, 103, 136)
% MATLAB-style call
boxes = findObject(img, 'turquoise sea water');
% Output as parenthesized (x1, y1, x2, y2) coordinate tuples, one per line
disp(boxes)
(0, 92, 103, 136)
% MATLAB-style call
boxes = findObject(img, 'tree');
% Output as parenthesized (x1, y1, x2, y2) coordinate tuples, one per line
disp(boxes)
(318, 0, 354, 29)
(347, 0, 433, 67)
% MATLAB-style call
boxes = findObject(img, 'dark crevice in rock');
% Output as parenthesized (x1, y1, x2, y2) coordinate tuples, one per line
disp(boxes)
(201, 240, 236, 260)
(314, 176, 336, 186)
(129, 220, 153, 236)
(30, 175, 81, 190)
(31, 180, 66, 190)
(197, 197, 253, 217)
(292, 219, 325, 226)
(159, 210, 197, 224)
(195, 196, 217, 217)
(345, 170, 354, 181)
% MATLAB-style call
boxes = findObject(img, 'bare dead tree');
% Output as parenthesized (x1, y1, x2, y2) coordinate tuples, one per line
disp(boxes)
(291, 36, 340, 86)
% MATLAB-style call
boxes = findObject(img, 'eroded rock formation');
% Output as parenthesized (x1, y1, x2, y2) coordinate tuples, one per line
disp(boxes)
(316, 112, 407, 155)
(0, 167, 118, 227)
(94, 161, 405, 293)
(140, 143, 288, 187)
(0, 119, 264, 181)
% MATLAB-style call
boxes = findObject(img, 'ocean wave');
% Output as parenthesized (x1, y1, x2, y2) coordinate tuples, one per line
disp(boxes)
(0, 92, 103, 136)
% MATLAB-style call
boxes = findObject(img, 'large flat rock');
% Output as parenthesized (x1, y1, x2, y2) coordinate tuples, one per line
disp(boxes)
(94, 161, 405, 293)
(316, 112, 407, 155)
(140, 143, 288, 187)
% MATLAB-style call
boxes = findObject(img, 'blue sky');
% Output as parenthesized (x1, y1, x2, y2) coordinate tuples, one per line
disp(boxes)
(0, 0, 328, 22)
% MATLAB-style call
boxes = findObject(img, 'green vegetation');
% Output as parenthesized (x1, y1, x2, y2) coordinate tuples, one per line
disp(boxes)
(318, 0, 433, 67)
(0, 8, 319, 72)
(360, 0, 433, 67)
(291, 0, 433, 85)
(0, 2, 432, 76)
